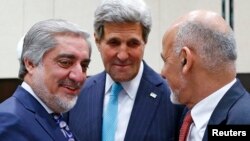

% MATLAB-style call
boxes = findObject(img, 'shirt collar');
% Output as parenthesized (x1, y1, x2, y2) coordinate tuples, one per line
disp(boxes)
(21, 81, 54, 114)
(105, 61, 144, 100)
(191, 78, 237, 130)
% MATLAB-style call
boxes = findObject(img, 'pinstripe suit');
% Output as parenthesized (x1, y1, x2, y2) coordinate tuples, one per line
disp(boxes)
(67, 62, 184, 141)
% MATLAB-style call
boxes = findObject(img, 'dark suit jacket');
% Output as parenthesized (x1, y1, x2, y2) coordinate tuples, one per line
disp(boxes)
(0, 86, 70, 141)
(178, 80, 250, 141)
(202, 80, 250, 141)
(67, 62, 184, 141)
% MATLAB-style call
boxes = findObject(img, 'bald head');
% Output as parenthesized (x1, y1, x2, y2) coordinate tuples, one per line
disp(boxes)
(179, 10, 230, 33)
(167, 10, 231, 37)
(163, 10, 237, 73)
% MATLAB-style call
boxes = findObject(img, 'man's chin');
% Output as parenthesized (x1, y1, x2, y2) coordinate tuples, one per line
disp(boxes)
(56, 95, 78, 113)
(170, 91, 181, 105)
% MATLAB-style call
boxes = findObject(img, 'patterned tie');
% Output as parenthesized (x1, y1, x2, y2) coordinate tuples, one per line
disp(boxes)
(102, 82, 123, 141)
(52, 113, 76, 141)
(179, 111, 193, 141)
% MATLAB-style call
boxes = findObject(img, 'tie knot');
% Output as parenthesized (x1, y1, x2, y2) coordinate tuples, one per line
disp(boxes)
(51, 113, 63, 120)
(110, 82, 123, 96)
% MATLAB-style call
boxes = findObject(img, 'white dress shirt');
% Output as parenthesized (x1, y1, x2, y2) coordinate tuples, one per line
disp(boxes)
(187, 78, 236, 141)
(103, 62, 144, 141)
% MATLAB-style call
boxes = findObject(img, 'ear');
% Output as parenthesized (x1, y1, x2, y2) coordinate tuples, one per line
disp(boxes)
(180, 46, 193, 74)
(94, 33, 101, 51)
(23, 58, 35, 74)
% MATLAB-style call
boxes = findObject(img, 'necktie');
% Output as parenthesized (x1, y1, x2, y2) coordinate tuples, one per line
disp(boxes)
(102, 82, 123, 141)
(179, 111, 193, 141)
(52, 113, 76, 141)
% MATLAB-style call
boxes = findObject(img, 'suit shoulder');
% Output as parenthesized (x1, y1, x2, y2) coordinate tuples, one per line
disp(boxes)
(83, 72, 105, 88)
(0, 96, 28, 119)
(0, 98, 23, 130)
(230, 92, 250, 112)
(227, 92, 250, 123)
(142, 64, 167, 85)
(0, 97, 20, 112)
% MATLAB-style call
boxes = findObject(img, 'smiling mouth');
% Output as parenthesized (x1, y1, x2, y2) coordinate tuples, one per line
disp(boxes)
(64, 85, 79, 91)
(59, 84, 81, 95)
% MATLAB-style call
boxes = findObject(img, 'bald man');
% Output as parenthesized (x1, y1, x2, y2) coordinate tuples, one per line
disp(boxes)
(161, 10, 250, 141)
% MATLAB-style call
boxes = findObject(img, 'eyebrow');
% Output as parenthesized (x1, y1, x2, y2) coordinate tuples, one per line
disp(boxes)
(55, 54, 90, 62)
(55, 54, 76, 60)
(82, 59, 91, 64)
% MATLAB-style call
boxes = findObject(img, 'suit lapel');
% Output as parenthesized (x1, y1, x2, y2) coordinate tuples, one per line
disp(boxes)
(203, 80, 245, 141)
(125, 62, 163, 141)
(14, 86, 67, 141)
(208, 80, 244, 124)
(35, 114, 67, 141)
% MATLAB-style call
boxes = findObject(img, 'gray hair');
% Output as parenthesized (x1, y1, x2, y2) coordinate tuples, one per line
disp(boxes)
(94, 0, 152, 43)
(174, 21, 237, 72)
(19, 19, 91, 79)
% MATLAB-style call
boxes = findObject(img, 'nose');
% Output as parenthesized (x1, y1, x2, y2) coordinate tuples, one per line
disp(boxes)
(117, 45, 129, 61)
(69, 64, 86, 83)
